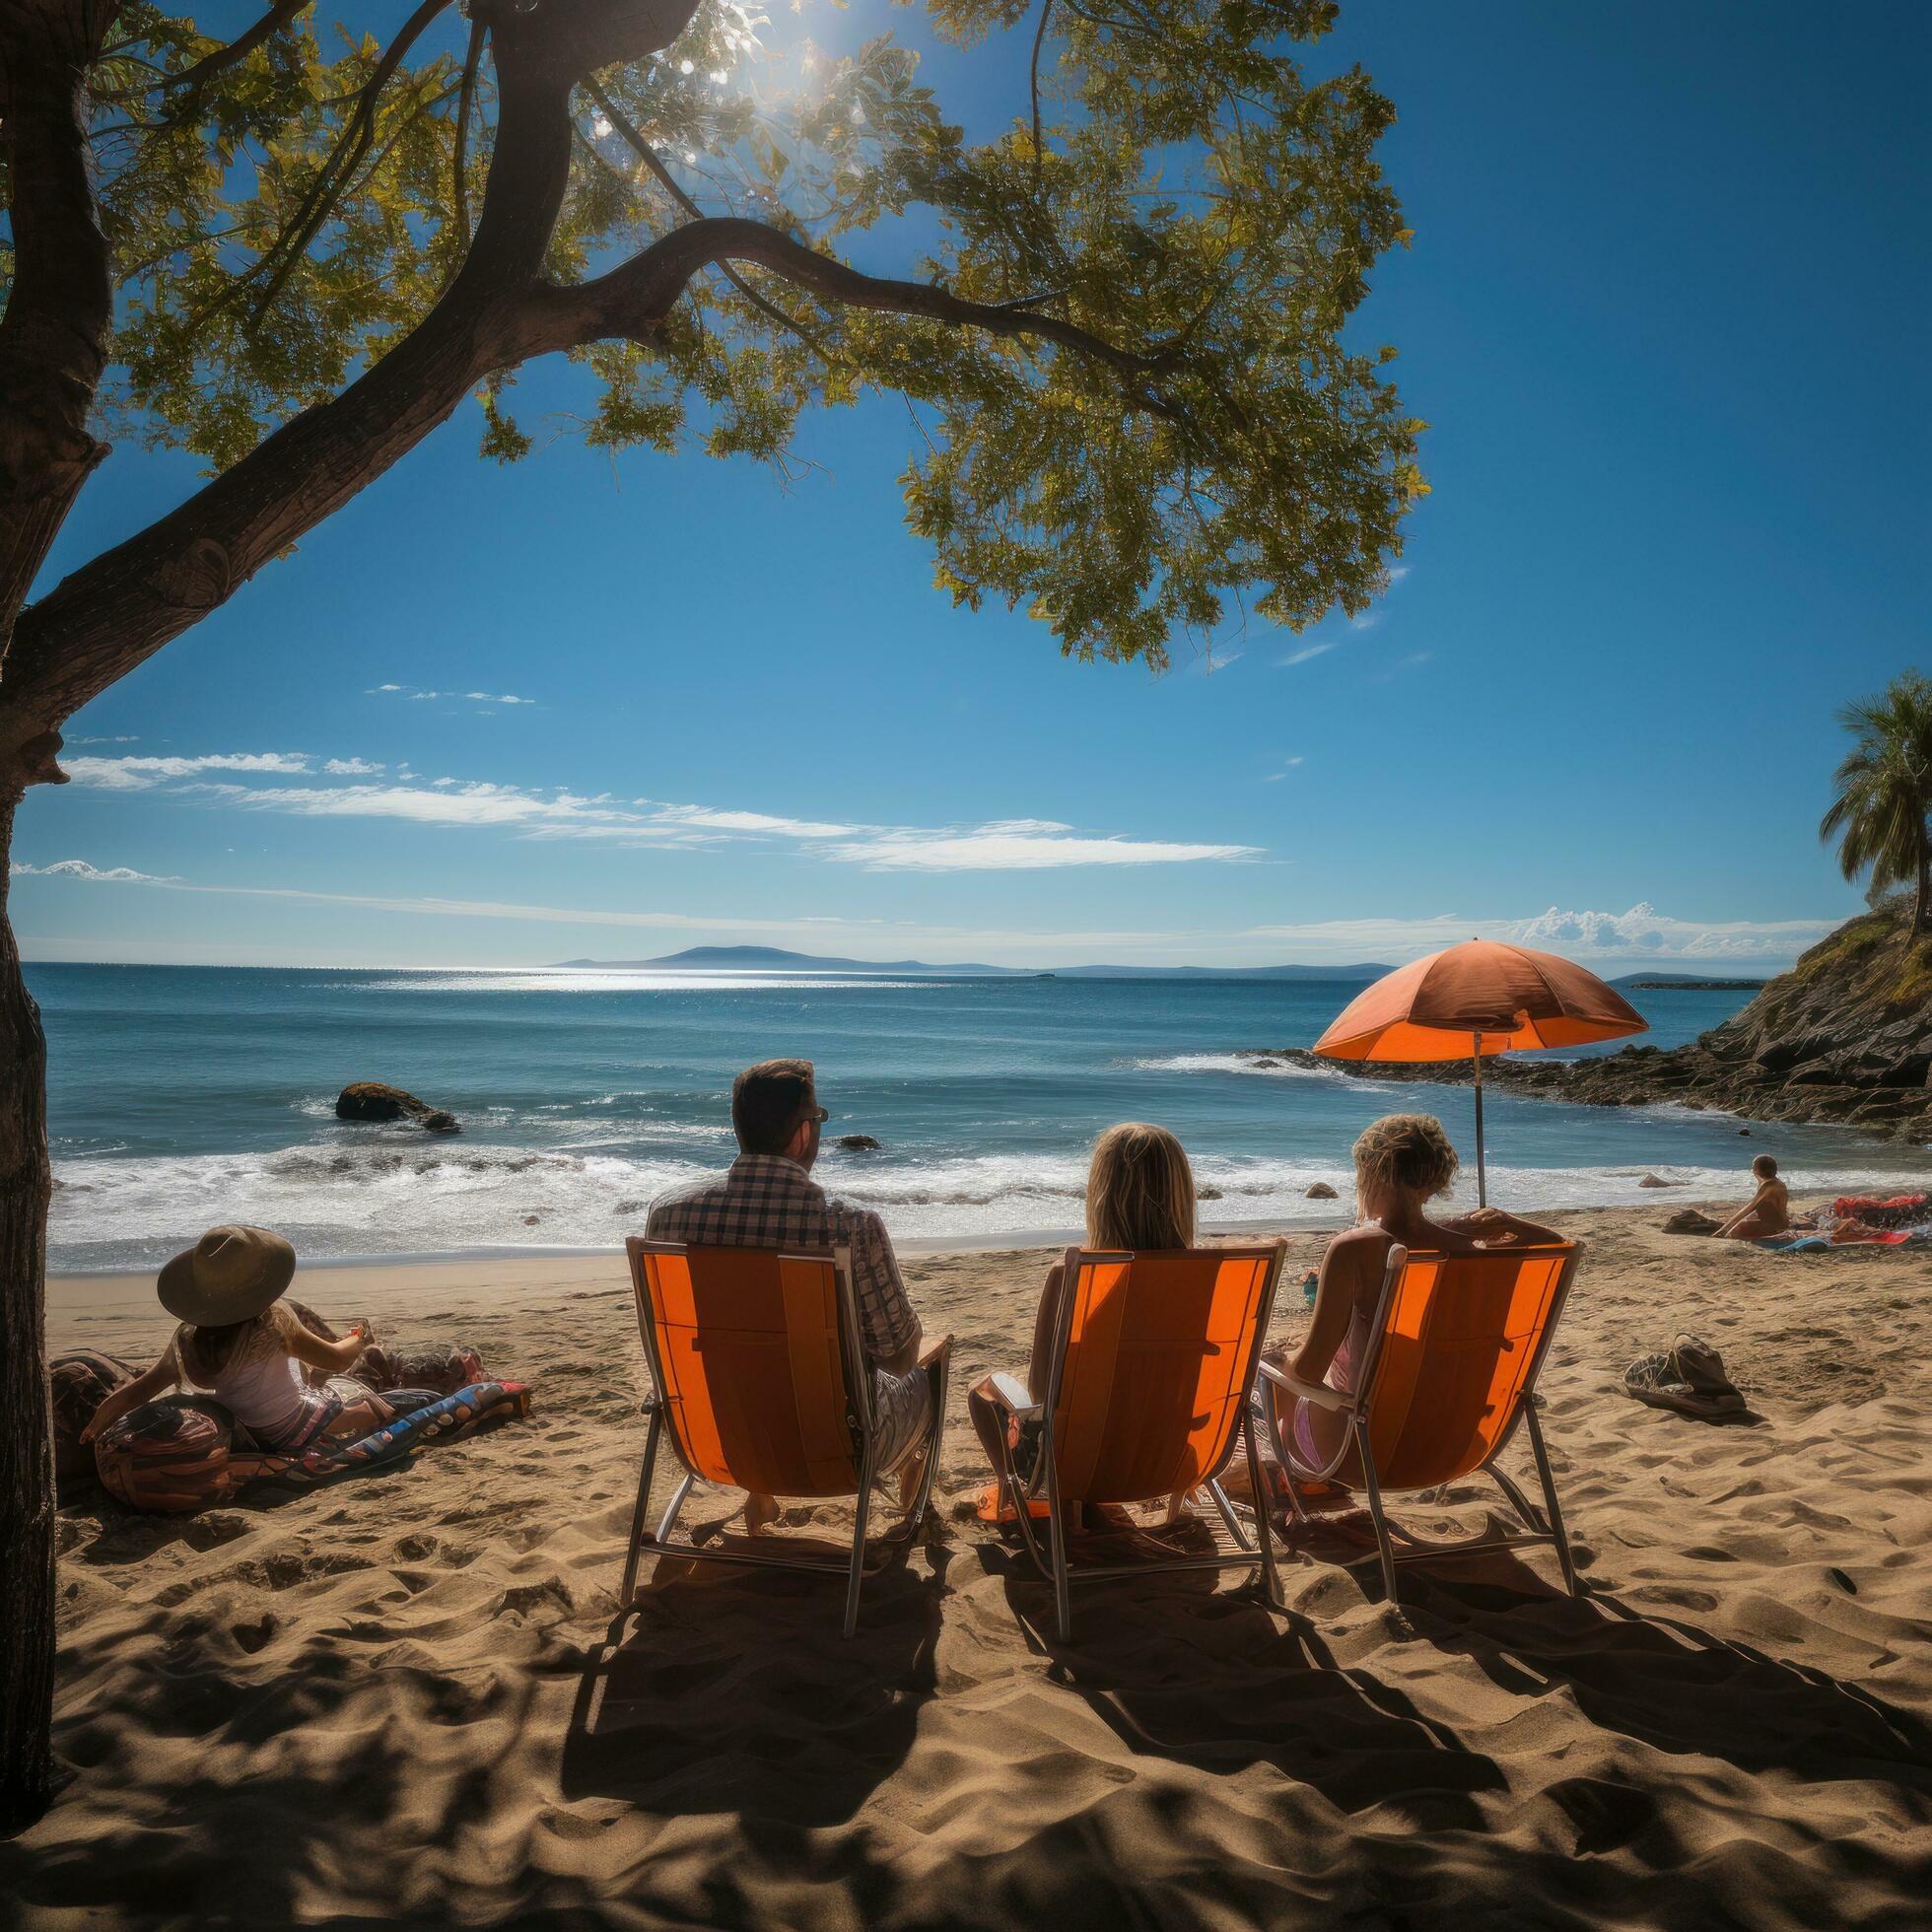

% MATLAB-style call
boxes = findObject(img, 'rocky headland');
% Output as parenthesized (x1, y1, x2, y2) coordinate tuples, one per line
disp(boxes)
(1245, 905, 1932, 1141)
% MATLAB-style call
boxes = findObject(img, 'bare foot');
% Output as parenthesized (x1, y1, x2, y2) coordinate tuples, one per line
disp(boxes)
(744, 1491, 781, 1535)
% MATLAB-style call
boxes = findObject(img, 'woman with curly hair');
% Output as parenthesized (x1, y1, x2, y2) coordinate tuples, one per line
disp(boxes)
(1283, 1114, 1558, 1469)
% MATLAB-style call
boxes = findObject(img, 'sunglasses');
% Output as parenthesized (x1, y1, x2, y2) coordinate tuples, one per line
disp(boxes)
(801, 1106, 830, 1125)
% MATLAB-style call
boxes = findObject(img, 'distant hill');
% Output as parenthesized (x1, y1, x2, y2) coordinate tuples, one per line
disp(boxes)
(554, 944, 1393, 981)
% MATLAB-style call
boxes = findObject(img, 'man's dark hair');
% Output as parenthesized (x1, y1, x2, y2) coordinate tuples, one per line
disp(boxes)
(732, 1059, 817, 1155)
(1752, 1153, 1777, 1179)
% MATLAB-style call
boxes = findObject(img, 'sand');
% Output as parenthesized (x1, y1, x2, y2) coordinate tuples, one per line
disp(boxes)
(6, 1205, 1930, 1928)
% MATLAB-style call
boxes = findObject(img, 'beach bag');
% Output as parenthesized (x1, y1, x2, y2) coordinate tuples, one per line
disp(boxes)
(95, 1395, 250, 1514)
(356, 1341, 485, 1397)
(49, 1350, 136, 1479)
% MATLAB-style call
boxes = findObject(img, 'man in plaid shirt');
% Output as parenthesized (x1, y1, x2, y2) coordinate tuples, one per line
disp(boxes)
(647, 1058, 933, 1531)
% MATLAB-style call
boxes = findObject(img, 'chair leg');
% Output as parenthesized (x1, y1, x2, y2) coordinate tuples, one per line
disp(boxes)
(1046, 1489, 1073, 1643)
(1206, 1479, 1253, 1552)
(654, 1472, 694, 1549)
(620, 1408, 662, 1605)
(1524, 1402, 1579, 1597)
(844, 1447, 875, 1639)
(905, 1352, 949, 1526)
(1354, 1414, 1400, 1605)
(1242, 1412, 1284, 1611)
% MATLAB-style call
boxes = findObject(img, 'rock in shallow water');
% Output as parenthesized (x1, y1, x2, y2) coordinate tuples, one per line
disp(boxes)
(334, 1081, 461, 1134)
(836, 1134, 883, 1151)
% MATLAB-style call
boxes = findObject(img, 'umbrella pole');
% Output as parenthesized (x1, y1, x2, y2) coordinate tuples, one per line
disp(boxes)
(1472, 1032, 1486, 1208)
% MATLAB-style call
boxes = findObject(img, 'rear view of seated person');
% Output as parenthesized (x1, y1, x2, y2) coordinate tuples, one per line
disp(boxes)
(1714, 1155, 1790, 1240)
(82, 1225, 393, 1454)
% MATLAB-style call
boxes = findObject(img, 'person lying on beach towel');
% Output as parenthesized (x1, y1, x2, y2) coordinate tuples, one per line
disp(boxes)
(1713, 1155, 1791, 1240)
(81, 1225, 399, 1457)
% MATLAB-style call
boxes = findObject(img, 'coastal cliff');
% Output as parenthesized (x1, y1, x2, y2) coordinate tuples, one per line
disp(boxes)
(1248, 904, 1932, 1141)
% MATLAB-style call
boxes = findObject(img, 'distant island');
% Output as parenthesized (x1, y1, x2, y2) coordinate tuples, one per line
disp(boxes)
(553, 944, 1397, 981)
(1611, 974, 1771, 991)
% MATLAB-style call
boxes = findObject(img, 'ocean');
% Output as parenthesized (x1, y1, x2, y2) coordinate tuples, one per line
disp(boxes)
(33, 963, 1932, 1272)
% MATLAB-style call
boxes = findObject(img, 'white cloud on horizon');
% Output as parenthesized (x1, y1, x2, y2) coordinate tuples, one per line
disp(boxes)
(323, 757, 384, 776)
(13, 865, 1836, 970)
(1244, 902, 1834, 961)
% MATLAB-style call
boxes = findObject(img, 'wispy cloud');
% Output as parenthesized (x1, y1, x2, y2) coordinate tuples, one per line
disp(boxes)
(66, 755, 1260, 872)
(11, 858, 180, 883)
(1347, 611, 1382, 633)
(827, 822, 1259, 871)
(1278, 641, 1338, 668)
(1263, 756, 1305, 784)
(366, 683, 534, 706)
(66, 734, 140, 745)
(61, 752, 310, 791)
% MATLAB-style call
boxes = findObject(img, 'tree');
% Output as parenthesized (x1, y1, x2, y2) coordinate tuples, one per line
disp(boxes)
(1820, 672, 1932, 938)
(0, 0, 1421, 1820)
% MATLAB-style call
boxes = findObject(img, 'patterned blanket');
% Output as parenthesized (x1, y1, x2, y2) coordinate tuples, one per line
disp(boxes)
(96, 1381, 532, 1514)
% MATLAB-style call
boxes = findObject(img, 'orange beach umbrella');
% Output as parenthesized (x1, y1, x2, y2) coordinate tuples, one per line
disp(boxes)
(1312, 939, 1647, 1206)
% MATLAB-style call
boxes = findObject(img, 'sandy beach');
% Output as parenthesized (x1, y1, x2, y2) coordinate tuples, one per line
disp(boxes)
(7, 1204, 1929, 1928)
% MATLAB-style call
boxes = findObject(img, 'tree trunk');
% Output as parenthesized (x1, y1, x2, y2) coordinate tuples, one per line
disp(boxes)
(0, 789, 56, 1830)
(1915, 831, 1930, 938)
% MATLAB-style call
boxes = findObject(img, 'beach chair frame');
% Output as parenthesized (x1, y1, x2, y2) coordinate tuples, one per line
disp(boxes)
(1258, 1240, 1582, 1604)
(623, 1236, 950, 1637)
(981, 1241, 1288, 1643)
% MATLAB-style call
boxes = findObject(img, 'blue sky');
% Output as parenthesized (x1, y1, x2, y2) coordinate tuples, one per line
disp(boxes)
(12, 1, 1925, 970)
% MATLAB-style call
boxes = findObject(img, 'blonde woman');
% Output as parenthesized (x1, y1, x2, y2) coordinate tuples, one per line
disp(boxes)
(1280, 1114, 1558, 1469)
(970, 1122, 1200, 1526)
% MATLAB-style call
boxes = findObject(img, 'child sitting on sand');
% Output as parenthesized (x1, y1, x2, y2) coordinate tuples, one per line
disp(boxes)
(1714, 1155, 1790, 1240)
(81, 1224, 397, 1453)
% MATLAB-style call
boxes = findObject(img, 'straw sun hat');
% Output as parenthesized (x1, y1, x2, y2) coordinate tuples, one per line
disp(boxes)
(157, 1225, 297, 1326)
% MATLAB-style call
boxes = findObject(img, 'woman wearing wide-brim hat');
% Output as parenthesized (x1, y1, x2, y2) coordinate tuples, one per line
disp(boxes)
(83, 1226, 394, 1453)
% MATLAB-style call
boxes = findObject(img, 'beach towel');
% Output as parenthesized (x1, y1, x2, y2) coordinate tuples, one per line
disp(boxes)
(242, 1380, 532, 1490)
(94, 1381, 531, 1514)
(1828, 1194, 1930, 1230)
(1623, 1335, 1747, 1421)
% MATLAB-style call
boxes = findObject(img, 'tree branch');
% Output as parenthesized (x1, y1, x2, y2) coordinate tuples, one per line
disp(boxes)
(581, 76, 832, 355)
(518, 216, 1171, 402)
(1029, 0, 1053, 201)
(449, 18, 486, 265)
(96, 0, 310, 104)
(0, 4, 117, 680)
(2, 26, 588, 741)
(243, 0, 455, 327)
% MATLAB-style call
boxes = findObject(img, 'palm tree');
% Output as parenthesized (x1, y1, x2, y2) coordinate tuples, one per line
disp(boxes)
(1821, 671, 1932, 936)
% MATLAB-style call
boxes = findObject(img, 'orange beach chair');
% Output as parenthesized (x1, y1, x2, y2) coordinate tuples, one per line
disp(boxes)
(1258, 1241, 1583, 1603)
(623, 1237, 950, 1637)
(974, 1241, 1288, 1641)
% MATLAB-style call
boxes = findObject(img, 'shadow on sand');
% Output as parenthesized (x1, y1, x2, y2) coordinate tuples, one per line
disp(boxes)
(561, 1540, 949, 1828)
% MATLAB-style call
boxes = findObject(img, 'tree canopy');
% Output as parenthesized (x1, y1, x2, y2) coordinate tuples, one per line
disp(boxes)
(7, 0, 1421, 698)
(1821, 671, 1932, 935)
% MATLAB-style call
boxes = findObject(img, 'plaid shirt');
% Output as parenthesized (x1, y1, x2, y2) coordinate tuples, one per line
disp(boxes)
(646, 1154, 920, 1365)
